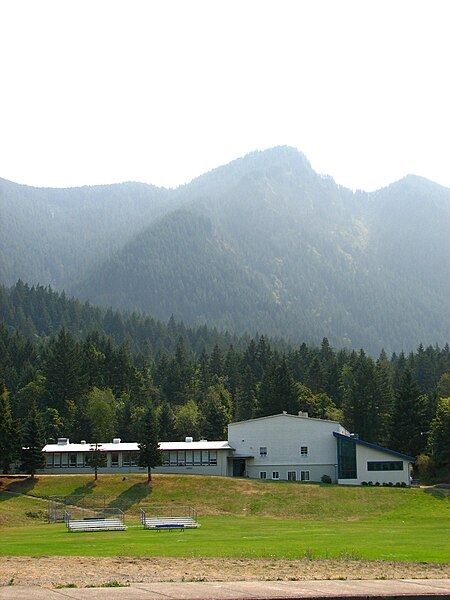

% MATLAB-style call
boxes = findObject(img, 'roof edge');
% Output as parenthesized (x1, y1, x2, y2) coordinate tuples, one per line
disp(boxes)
(333, 432, 415, 462)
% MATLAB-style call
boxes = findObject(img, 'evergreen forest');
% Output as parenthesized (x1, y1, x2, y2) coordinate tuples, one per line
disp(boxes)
(1, 282, 449, 480)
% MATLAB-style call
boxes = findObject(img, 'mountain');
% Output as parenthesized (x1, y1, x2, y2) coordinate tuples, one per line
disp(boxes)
(0, 179, 175, 289)
(2, 146, 449, 353)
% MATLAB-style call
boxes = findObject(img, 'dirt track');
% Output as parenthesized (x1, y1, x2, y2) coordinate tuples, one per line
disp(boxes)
(0, 556, 448, 588)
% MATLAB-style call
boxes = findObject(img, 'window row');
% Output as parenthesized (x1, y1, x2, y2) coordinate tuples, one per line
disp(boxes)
(260, 470, 310, 481)
(161, 450, 217, 467)
(367, 461, 403, 471)
(45, 452, 140, 468)
(259, 446, 308, 456)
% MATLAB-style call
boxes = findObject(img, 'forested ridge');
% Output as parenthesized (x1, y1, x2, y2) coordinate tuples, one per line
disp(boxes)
(2, 147, 450, 354)
(1, 282, 449, 479)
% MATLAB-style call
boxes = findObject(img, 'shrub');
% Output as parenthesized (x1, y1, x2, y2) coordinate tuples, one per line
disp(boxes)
(321, 474, 332, 484)
(375, 481, 380, 486)
(361, 481, 368, 486)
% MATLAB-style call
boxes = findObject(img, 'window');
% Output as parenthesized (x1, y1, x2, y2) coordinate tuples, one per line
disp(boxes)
(259, 447, 267, 457)
(337, 436, 357, 479)
(77, 453, 85, 467)
(209, 451, 217, 466)
(201, 450, 209, 465)
(194, 451, 201, 466)
(61, 453, 68, 467)
(301, 470, 310, 481)
(69, 453, 77, 467)
(46, 454, 53, 467)
(111, 453, 119, 467)
(122, 453, 131, 467)
(260, 471, 267, 479)
(177, 451, 186, 466)
(162, 451, 170, 465)
(272, 471, 279, 480)
(367, 461, 403, 471)
(287, 471, 297, 481)
(185, 451, 193, 466)
(300, 446, 308, 456)
(130, 452, 139, 466)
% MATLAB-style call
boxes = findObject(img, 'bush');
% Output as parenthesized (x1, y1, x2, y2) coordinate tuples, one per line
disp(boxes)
(361, 481, 368, 486)
(321, 474, 332, 484)
(375, 481, 380, 486)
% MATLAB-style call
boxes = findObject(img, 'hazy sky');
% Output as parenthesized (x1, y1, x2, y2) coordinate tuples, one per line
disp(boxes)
(1, 0, 449, 191)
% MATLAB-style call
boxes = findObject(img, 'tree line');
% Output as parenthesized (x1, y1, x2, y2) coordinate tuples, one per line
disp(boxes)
(0, 282, 449, 480)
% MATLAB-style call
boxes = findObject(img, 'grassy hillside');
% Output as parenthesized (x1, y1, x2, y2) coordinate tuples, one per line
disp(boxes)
(0, 474, 448, 562)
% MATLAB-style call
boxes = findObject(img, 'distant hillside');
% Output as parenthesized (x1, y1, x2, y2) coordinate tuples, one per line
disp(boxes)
(2, 147, 450, 353)
(0, 179, 174, 288)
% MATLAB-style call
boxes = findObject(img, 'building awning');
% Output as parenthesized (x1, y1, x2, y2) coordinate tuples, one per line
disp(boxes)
(227, 454, 254, 460)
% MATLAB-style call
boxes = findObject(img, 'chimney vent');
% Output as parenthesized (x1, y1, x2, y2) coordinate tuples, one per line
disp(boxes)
(185, 437, 193, 443)
(113, 438, 121, 444)
(298, 411, 309, 418)
(57, 438, 69, 445)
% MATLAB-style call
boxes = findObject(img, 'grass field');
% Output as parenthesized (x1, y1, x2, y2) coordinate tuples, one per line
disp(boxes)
(0, 474, 449, 563)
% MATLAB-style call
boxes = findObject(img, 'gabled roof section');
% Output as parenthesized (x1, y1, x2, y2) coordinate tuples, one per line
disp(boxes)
(230, 412, 343, 426)
(333, 432, 415, 462)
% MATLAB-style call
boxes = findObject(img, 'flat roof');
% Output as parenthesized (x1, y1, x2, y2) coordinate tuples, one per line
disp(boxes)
(42, 440, 233, 452)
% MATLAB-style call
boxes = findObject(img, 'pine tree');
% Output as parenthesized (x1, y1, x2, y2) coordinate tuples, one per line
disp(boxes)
(0, 382, 20, 473)
(390, 368, 426, 457)
(234, 366, 257, 421)
(201, 378, 232, 439)
(138, 405, 163, 482)
(20, 400, 45, 477)
(44, 328, 86, 426)
(85, 442, 107, 480)
(428, 397, 450, 467)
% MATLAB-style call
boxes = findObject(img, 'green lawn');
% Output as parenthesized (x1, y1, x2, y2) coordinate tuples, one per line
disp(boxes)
(0, 474, 449, 563)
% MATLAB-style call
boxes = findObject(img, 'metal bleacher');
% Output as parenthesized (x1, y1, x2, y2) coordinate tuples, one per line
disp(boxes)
(64, 509, 127, 532)
(140, 506, 200, 531)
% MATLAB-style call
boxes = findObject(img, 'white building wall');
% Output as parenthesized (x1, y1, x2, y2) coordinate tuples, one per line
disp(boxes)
(228, 414, 347, 483)
(338, 444, 411, 486)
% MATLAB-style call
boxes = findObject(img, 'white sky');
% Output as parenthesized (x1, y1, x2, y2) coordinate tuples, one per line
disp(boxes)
(1, 0, 449, 191)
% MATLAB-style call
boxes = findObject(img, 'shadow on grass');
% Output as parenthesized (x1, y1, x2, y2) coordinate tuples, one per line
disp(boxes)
(69, 480, 96, 498)
(0, 476, 39, 500)
(108, 481, 153, 513)
(424, 487, 450, 500)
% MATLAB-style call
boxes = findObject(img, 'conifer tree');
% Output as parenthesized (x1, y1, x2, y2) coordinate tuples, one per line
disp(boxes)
(389, 368, 425, 457)
(85, 442, 107, 481)
(234, 366, 257, 421)
(20, 400, 45, 477)
(138, 404, 163, 482)
(428, 397, 450, 467)
(0, 382, 20, 473)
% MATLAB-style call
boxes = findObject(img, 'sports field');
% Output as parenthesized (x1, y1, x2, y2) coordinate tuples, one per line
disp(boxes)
(0, 474, 449, 563)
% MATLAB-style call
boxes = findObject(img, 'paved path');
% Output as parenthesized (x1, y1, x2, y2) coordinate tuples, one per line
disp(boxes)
(0, 579, 449, 600)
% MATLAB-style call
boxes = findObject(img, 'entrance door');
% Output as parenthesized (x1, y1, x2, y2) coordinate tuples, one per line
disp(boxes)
(233, 459, 246, 477)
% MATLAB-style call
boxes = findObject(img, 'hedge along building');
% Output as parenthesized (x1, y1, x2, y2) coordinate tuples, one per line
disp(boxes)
(40, 413, 414, 485)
